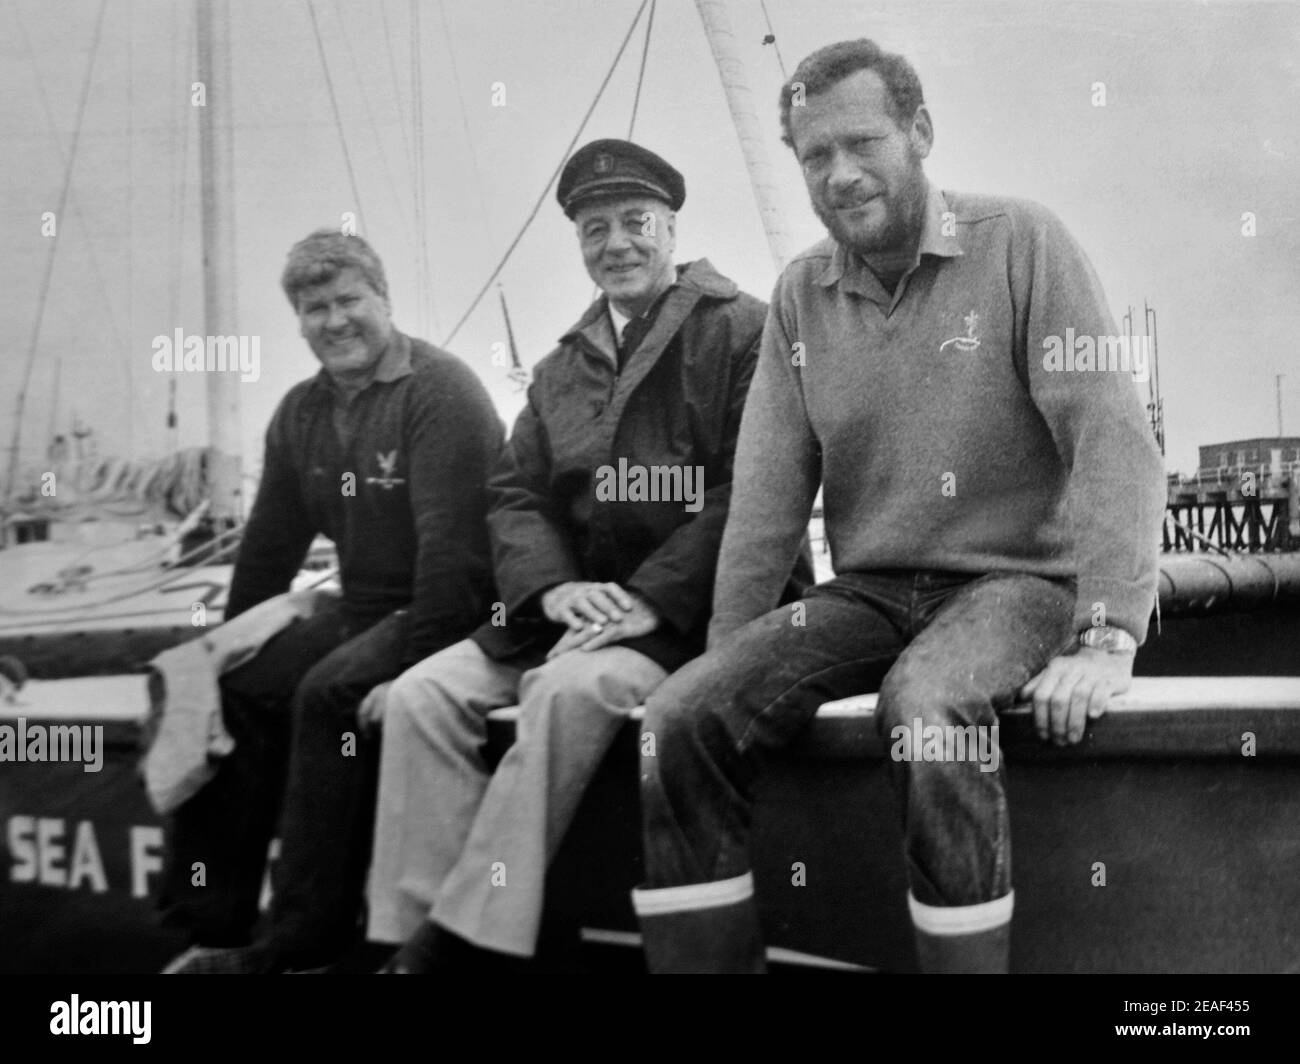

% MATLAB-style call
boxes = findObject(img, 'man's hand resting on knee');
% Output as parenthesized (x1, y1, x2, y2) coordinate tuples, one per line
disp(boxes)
(542, 583, 660, 660)
(1019, 646, 1135, 747)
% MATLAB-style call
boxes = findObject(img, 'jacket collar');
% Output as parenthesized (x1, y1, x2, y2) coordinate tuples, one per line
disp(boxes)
(561, 258, 738, 355)
(560, 260, 736, 399)
(817, 184, 962, 295)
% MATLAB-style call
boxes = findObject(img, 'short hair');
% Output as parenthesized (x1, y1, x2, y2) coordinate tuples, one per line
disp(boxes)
(779, 39, 925, 149)
(280, 229, 389, 309)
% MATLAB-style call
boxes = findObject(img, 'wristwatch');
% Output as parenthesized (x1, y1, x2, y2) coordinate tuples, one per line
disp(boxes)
(1079, 625, 1137, 654)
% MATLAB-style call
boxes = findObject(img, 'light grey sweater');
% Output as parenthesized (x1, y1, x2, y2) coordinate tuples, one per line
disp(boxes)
(709, 188, 1166, 646)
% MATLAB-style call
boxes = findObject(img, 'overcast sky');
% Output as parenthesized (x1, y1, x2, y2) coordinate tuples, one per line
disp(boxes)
(2, 0, 1298, 490)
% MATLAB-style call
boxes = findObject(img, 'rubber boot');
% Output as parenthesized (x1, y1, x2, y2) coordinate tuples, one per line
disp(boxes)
(908, 890, 1013, 974)
(633, 874, 766, 973)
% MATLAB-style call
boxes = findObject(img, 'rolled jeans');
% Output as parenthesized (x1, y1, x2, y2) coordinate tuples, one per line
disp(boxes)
(640, 570, 1075, 907)
(158, 598, 408, 965)
(368, 638, 668, 956)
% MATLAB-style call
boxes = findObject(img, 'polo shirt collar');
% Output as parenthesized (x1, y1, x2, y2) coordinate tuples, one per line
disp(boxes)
(371, 331, 413, 383)
(817, 184, 963, 294)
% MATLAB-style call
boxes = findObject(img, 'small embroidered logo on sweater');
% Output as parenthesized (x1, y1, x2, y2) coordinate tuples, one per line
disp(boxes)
(365, 450, 406, 490)
(939, 310, 981, 353)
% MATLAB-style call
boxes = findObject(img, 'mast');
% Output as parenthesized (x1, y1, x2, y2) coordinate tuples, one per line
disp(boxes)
(1145, 301, 1165, 456)
(497, 286, 529, 391)
(693, 0, 794, 270)
(196, 0, 242, 524)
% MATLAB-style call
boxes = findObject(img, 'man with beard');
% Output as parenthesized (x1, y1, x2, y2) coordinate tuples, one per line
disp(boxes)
(160, 230, 502, 973)
(364, 139, 810, 971)
(631, 39, 1166, 972)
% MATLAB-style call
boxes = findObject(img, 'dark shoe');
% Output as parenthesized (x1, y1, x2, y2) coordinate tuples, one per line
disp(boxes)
(378, 923, 531, 973)
(161, 943, 281, 974)
(378, 922, 461, 973)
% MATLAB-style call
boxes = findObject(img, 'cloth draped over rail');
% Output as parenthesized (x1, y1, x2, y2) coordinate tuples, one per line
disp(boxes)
(140, 587, 339, 814)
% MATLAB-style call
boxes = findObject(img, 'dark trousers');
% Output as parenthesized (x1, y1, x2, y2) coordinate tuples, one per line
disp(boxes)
(640, 570, 1075, 907)
(158, 598, 407, 965)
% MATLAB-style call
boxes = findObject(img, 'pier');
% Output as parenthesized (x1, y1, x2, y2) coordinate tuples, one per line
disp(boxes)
(1164, 438, 1300, 553)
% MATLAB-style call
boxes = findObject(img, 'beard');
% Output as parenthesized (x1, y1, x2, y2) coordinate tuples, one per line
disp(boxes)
(813, 163, 928, 258)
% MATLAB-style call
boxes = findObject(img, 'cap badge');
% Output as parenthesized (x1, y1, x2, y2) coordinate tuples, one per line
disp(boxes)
(594, 153, 614, 174)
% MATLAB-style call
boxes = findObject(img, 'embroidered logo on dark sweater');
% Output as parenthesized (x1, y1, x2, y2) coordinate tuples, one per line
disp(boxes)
(365, 450, 406, 490)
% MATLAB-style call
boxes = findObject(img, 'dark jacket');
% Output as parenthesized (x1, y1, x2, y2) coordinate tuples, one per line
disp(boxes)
(471, 259, 812, 672)
(225, 333, 503, 668)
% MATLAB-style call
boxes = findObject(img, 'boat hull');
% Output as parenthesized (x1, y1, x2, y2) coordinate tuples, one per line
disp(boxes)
(3, 648, 1299, 972)
(542, 693, 1300, 973)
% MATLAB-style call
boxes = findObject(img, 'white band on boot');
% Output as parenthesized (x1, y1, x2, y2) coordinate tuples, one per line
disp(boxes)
(908, 890, 1014, 936)
(632, 872, 755, 917)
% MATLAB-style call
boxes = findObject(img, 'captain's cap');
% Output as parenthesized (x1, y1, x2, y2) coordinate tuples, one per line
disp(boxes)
(557, 139, 686, 219)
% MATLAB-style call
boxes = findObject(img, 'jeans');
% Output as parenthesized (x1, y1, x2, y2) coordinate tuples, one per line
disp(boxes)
(158, 597, 408, 964)
(640, 570, 1075, 907)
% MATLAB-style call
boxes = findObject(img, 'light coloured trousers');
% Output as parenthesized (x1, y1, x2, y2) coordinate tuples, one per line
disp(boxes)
(367, 637, 667, 956)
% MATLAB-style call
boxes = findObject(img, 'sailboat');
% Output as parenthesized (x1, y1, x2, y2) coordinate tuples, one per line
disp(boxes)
(0, 0, 358, 683)
(2, 0, 1299, 974)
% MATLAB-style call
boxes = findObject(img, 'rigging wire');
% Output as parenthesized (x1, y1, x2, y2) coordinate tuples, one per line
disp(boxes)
(759, 0, 788, 80)
(45, 359, 61, 456)
(627, 0, 657, 138)
(378, 0, 423, 330)
(8, 2, 130, 412)
(165, 0, 193, 445)
(443, 0, 652, 347)
(330, 0, 407, 229)
(4, 0, 110, 508)
(378, 0, 415, 183)
(409, 0, 451, 338)
(410, 0, 434, 338)
(125, 0, 136, 456)
(304, 0, 369, 236)
(436, 0, 495, 243)
(588, 0, 656, 305)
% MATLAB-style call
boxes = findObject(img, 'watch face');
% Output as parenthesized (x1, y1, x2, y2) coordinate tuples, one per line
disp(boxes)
(1082, 627, 1134, 652)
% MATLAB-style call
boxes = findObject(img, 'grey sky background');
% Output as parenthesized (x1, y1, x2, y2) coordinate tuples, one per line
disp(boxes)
(2, 0, 1298, 492)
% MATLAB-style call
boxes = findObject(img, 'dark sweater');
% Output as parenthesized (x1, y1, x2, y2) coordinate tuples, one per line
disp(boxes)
(225, 332, 504, 666)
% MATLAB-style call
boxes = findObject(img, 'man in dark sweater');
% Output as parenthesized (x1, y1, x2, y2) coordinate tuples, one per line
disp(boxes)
(160, 230, 503, 973)
(632, 40, 1167, 972)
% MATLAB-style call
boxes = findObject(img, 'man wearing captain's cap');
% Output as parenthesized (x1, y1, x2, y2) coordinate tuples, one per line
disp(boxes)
(363, 137, 811, 970)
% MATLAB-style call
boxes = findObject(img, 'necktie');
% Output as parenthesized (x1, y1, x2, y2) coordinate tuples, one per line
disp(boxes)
(618, 314, 652, 371)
